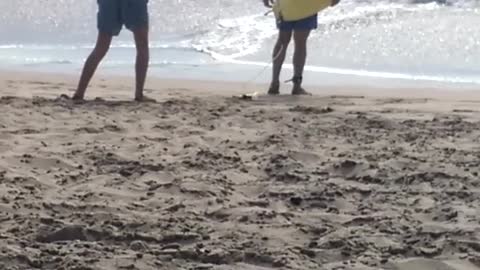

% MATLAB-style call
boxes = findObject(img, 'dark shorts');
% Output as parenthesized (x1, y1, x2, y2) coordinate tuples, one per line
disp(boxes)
(97, 0, 149, 36)
(277, 14, 318, 31)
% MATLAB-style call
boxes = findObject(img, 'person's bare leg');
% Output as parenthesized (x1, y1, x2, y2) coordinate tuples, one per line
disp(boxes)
(268, 30, 292, 95)
(292, 30, 311, 95)
(132, 25, 151, 101)
(73, 33, 112, 100)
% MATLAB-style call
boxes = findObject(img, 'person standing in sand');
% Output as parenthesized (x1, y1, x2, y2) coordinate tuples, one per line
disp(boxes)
(72, 0, 152, 102)
(263, 0, 340, 95)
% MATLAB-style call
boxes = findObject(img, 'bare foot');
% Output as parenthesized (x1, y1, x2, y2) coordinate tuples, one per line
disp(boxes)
(135, 95, 156, 103)
(72, 93, 83, 99)
(72, 93, 86, 103)
(291, 86, 312, 96)
(268, 81, 280, 95)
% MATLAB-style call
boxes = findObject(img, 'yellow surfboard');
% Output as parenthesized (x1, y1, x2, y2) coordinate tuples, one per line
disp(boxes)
(273, 0, 332, 22)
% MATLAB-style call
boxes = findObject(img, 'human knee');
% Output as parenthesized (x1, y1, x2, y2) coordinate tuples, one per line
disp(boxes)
(294, 32, 310, 42)
(136, 46, 149, 59)
(92, 44, 110, 59)
(136, 42, 149, 53)
(294, 38, 309, 52)
(294, 41, 308, 51)
(279, 37, 291, 46)
(135, 42, 149, 61)
(134, 26, 149, 47)
(277, 31, 292, 45)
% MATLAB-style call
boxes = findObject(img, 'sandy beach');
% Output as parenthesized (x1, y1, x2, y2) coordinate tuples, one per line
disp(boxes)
(1, 71, 480, 270)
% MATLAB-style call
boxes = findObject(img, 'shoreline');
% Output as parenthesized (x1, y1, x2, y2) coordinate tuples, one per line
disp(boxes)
(3, 58, 480, 94)
(3, 69, 480, 100)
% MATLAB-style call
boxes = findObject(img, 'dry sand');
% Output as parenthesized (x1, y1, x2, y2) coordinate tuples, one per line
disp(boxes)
(1, 70, 480, 270)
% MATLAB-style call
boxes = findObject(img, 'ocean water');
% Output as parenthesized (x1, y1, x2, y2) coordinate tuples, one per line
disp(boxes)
(2, 0, 480, 87)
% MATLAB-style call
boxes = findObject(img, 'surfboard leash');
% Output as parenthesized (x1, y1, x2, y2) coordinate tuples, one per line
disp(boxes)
(241, 43, 285, 93)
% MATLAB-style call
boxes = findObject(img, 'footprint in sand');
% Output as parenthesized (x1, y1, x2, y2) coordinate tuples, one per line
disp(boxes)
(6, 155, 76, 171)
(392, 258, 479, 270)
(331, 160, 372, 179)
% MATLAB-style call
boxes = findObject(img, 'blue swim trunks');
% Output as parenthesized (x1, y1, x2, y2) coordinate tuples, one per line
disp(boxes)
(277, 14, 318, 31)
(97, 0, 149, 36)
